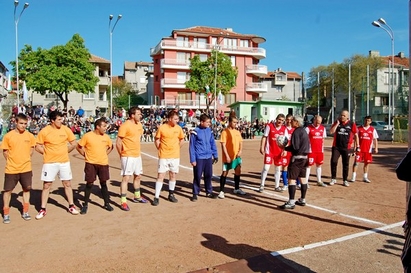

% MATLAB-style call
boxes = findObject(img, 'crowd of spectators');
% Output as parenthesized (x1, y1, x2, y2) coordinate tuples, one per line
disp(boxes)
(2, 104, 269, 141)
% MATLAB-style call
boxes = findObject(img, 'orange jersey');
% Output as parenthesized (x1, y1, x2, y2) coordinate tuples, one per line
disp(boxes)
(117, 120, 143, 157)
(36, 125, 76, 163)
(0, 130, 36, 174)
(155, 123, 184, 159)
(220, 128, 242, 162)
(78, 131, 112, 165)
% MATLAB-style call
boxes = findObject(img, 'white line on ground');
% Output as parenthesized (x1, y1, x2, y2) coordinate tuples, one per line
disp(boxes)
(141, 151, 387, 226)
(271, 221, 403, 257)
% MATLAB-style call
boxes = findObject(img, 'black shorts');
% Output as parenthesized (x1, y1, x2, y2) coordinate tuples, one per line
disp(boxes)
(4, 171, 33, 191)
(288, 159, 308, 180)
(84, 163, 110, 183)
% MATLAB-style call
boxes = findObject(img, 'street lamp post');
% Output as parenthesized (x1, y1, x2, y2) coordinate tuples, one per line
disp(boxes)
(372, 18, 395, 140)
(317, 71, 320, 116)
(213, 46, 219, 118)
(14, 0, 29, 107)
(109, 14, 122, 118)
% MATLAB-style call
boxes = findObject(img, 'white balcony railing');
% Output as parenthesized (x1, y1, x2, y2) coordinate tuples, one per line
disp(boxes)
(160, 78, 187, 89)
(245, 82, 268, 93)
(161, 99, 209, 109)
(161, 59, 191, 70)
(151, 40, 266, 59)
(245, 65, 268, 76)
(98, 76, 109, 86)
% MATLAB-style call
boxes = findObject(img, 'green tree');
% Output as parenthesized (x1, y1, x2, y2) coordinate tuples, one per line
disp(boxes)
(307, 55, 384, 122)
(11, 34, 99, 110)
(111, 79, 146, 111)
(185, 50, 238, 113)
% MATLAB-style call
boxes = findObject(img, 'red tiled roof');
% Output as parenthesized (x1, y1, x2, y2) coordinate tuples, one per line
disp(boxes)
(381, 55, 410, 69)
(261, 71, 302, 80)
(90, 54, 110, 64)
(124, 61, 153, 70)
(172, 26, 266, 43)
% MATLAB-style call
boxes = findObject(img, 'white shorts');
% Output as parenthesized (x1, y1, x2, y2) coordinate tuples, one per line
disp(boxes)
(158, 158, 180, 174)
(121, 156, 143, 176)
(41, 162, 72, 181)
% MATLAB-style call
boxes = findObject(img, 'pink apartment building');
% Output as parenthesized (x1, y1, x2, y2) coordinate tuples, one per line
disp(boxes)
(150, 26, 267, 114)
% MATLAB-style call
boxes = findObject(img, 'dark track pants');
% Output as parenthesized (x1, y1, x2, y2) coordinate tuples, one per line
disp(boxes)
(192, 158, 213, 195)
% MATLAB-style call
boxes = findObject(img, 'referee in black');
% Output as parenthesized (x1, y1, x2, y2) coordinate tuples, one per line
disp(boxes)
(279, 115, 310, 209)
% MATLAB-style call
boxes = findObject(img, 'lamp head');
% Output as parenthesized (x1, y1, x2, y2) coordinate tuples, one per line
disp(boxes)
(118, 14, 122, 19)
(23, 2, 29, 8)
(372, 21, 381, 28)
(14, 0, 18, 7)
(109, 14, 114, 20)
(377, 18, 387, 25)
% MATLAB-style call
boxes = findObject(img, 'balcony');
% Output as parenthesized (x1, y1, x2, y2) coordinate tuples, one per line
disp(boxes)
(151, 40, 266, 59)
(161, 59, 191, 70)
(98, 76, 109, 86)
(246, 65, 268, 77)
(246, 82, 268, 93)
(161, 78, 188, 89)
(161, 99, 208, 109)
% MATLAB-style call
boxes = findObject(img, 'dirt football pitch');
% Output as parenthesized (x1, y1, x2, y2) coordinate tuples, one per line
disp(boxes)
(0, 137, 407, 273)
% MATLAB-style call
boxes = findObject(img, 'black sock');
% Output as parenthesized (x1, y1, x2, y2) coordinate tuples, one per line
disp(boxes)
(289, 185, 296, 200)
(220, 175, 226, 192)
(100, 182, 110, 204)
(234, 175, 240, 190)
(84, 183, 93, 206)
(301, 184, 308, 199)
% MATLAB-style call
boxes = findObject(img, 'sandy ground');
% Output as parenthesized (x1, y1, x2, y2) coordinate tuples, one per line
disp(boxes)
(0, 137, 407, 273)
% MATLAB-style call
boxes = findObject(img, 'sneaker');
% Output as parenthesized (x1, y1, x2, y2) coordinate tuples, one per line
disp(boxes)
(80, 205, 88, 215)
(68, 206, 80, 215)
(281, 186, 288, 192)
(258, 186, 264, 193)
(152, 197, 160, 206)
(343, 180, 350, 187)
(280, 201, 295, 210)
(295, 198, 306, 206)
(274, 187, 283, 192)
(35, 209, 47, 220)
(317, 181, 327, 187)
(206, 193, 217, 199)
(329, 179, 336, 186)
(350, 178, 356, 182)
(168, 193, 178, 203)
(191, 194, 198, 202)
(21, 212, 31, 221)
(132, 197, 148, 203)
(120, 203, 130, 211)
(104, 203, 114, 211)
(233, 189, 246, 195)
(3, 215, 10, 224)
(363, 178, 371, 183)
(218, 191, 225, 199)
(296, 184, 301, 190)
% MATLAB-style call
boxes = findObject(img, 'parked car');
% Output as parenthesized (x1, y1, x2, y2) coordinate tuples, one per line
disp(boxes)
(370, 121, 393, 130)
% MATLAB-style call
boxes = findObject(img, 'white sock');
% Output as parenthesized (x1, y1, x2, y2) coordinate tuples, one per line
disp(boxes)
(169, 181, 176, 191)
(155, 181, 163, 198)
(317, 167, 322, 182)
(261, 165, 270, 187)
(364, 173, 368, 179)
(305, 167, 311, 183)
(352, 172, 356, 181)
(274, 166, 281, 188)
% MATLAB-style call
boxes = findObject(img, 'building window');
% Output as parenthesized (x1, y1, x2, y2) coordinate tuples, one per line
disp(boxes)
(263, 107, 268, 115)
(239, 39, 249, 48)
(177, 72, 187, 83)
(193, 37, 207, 49)
(276, 75, 283, 81)
(176, 36, 189, 47)
(224, 93, 236, 105)
(139, 76, 146, 84)
(230, 56, 236, 66)
(99, 91, 105, 101)
(45, 93, 57, 99)
(199, 54, 208, 62)
(84, 92, 95, 99)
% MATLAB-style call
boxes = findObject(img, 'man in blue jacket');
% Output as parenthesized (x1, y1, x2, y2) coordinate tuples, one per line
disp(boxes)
(189, 114, 218, 201)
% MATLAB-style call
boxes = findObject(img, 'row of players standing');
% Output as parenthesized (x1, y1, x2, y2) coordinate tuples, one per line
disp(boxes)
(1, 107, 378, 223)
(257, 110, 378, 209)
(1, 107, 247, 223)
